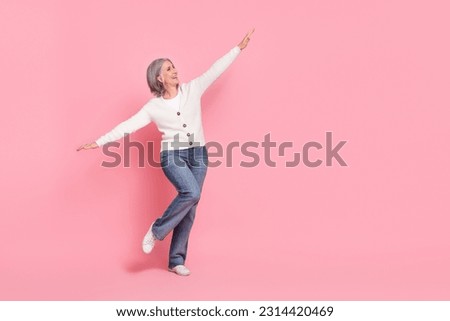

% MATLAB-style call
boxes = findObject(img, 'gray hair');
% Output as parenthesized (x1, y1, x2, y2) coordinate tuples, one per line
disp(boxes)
(146, 58, 175, 97)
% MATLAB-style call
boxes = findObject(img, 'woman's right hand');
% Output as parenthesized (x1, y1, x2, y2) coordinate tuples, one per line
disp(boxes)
(77, 142, 99, 151)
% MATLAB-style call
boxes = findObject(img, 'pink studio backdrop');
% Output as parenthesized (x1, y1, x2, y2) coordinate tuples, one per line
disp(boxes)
(1, 0, 449, 300)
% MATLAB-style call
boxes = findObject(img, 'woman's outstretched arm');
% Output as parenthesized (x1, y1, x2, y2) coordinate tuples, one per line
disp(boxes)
(192, 28, 255, 95)
(77, 105, 152, 151)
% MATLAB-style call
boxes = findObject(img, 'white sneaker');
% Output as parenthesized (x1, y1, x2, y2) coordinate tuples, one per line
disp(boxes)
(168, 265, 191, 276)
(142, 222, 157, 254)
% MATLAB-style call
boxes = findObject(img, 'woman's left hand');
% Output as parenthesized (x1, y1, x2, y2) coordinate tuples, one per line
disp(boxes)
(238, 28, 255, 50)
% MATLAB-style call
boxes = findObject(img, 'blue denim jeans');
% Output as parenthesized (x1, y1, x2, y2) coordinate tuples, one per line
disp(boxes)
(152, 146, 208, 269)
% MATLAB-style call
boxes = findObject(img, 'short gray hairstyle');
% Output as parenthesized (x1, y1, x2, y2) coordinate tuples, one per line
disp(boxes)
(146, 58, 176, 97)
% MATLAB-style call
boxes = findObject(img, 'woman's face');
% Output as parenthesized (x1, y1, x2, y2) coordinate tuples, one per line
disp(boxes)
(158, 60, 179, 88)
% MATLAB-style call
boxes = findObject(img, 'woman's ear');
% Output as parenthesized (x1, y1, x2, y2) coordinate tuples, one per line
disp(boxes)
(157, 75, 163, 83)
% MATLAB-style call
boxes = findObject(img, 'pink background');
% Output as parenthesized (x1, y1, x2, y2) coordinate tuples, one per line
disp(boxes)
(1, 0, 449, 300)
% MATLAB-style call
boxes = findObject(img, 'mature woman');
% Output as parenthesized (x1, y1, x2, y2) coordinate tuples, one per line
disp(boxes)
(77, 29, 254, 276)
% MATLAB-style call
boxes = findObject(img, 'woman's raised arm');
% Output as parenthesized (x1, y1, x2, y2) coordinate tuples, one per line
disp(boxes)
(192, 28, 255, 95)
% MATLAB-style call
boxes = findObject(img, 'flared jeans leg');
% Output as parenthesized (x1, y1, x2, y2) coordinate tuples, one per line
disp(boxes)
(152, 146, 208, 269)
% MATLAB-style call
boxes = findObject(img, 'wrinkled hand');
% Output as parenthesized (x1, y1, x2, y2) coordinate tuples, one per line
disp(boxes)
(238, 28, 255, 50)
(77, 142, 99, 151)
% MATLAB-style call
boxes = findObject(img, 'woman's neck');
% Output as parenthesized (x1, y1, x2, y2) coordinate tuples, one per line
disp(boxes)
(163, 86, 178, 99)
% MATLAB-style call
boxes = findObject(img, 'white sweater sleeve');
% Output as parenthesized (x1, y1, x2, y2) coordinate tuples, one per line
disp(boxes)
(95, 105, 152, 147)
(191, 46, 241, 95)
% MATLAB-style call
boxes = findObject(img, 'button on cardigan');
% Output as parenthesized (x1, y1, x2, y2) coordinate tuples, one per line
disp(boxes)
(95, 46, 241, 151)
